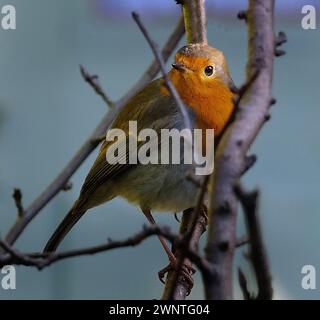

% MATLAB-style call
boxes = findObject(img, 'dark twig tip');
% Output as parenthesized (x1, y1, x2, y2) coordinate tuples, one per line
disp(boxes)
(242, 154, 257, 175)
(236, 236, 250, 248)
(264, 113, 271, 122)
(62, 181, 73, 191)
(80, 64, 113, 107)
(275, 31, 287, 47)
(131, 11, 139, 20)
(238, 268, 253, 300)
(270, 98, 277, 106)
(275, 49, 286, 57)
(12, 188, 24, 218)
(237, 10, 248, 22)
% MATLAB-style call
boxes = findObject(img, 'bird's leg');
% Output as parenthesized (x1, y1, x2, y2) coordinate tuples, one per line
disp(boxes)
(141, 208, 195, 285)
(141, 208, 176, 264)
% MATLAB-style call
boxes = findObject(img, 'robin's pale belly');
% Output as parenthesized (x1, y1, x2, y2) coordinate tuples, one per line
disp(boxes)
(113, 163, 201, 212)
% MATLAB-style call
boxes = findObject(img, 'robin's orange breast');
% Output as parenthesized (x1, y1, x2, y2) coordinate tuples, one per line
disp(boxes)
(160, 74, 234, 136)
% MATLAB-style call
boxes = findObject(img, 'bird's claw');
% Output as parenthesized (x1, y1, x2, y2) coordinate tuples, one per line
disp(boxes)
(158, 264, 172, 284)
(158, 260, 196, 294)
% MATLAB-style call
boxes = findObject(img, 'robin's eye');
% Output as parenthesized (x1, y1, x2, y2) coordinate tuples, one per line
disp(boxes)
(204, 65, 214, 76)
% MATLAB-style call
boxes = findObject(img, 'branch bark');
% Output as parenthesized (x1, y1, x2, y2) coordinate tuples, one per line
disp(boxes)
(180, 0, 207, 44)
(204, 0, 275, 300)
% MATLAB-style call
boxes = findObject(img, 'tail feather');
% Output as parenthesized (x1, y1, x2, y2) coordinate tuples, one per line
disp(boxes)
(43, 202, 86, 253)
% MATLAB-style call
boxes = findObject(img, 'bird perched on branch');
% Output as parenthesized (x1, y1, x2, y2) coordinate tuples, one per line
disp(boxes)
(44, 43, 234, 282)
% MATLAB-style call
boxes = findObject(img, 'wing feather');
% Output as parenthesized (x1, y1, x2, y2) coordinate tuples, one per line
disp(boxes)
(78, 79, 194, 202)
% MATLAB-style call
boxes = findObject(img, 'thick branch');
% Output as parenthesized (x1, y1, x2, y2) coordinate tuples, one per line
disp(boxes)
(204, 0, 275, 300)
(2, 17, 185, 250)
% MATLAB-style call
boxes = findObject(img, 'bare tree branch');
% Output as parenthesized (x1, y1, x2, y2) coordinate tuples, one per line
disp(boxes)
(179, 0, 207, 44)
(0, 225, 176, 269)
(236, 236, 250, 248)
(238, 268, 253, 300)
(80, 65, 114, 107)
(0, 225, 210, 275)
(234, 185, 273, 300)
(204, 0, 275, 300)
(162, 177, 209, 299)
(1, 17, 185, 250)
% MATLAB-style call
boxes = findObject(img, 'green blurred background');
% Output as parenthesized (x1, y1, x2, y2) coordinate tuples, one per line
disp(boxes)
(0, 0, 319, 299)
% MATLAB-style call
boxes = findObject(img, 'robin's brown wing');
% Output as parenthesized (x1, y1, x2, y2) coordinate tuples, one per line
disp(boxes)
(77, 79, 186, 206)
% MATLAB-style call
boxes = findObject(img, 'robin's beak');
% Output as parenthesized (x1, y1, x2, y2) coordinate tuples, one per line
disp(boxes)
(172, 62, 190, 73)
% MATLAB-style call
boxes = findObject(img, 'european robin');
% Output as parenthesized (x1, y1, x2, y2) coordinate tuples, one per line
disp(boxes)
(44, 43, 234, 280)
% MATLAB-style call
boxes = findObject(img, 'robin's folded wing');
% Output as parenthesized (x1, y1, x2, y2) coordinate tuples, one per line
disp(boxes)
(78, 79, 192, 202)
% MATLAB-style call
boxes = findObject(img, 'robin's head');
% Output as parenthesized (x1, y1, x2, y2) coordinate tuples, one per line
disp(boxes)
(163, 44, 235, 134)
(170, 43, 235, 92)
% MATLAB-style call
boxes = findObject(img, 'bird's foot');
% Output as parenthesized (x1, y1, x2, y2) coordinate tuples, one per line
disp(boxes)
(158, 259, 196, 292)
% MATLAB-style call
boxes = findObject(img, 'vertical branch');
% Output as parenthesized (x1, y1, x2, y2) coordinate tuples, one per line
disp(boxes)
(161, 0, 208, 300)
(179, 0, 207, 44)
(162, 212, 196, 299)
(162, 207, 207, 300)
(204, 0, 275, 300)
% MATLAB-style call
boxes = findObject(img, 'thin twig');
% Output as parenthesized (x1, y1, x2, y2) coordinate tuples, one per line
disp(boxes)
(12, 188, 24, 218)
(132, 12, 191, 132)
(234, 185, 273, 300)
(118, 16, 185, 105)
(1, 225, 175, 269)
(236, 236, 250, 248)
(80, 65, 114, 107)
(238, 268, 252, 300)
(0, 225, 209, 274)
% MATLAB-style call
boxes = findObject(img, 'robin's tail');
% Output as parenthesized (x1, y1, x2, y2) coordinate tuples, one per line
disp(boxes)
(43, 201, 86, 253)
